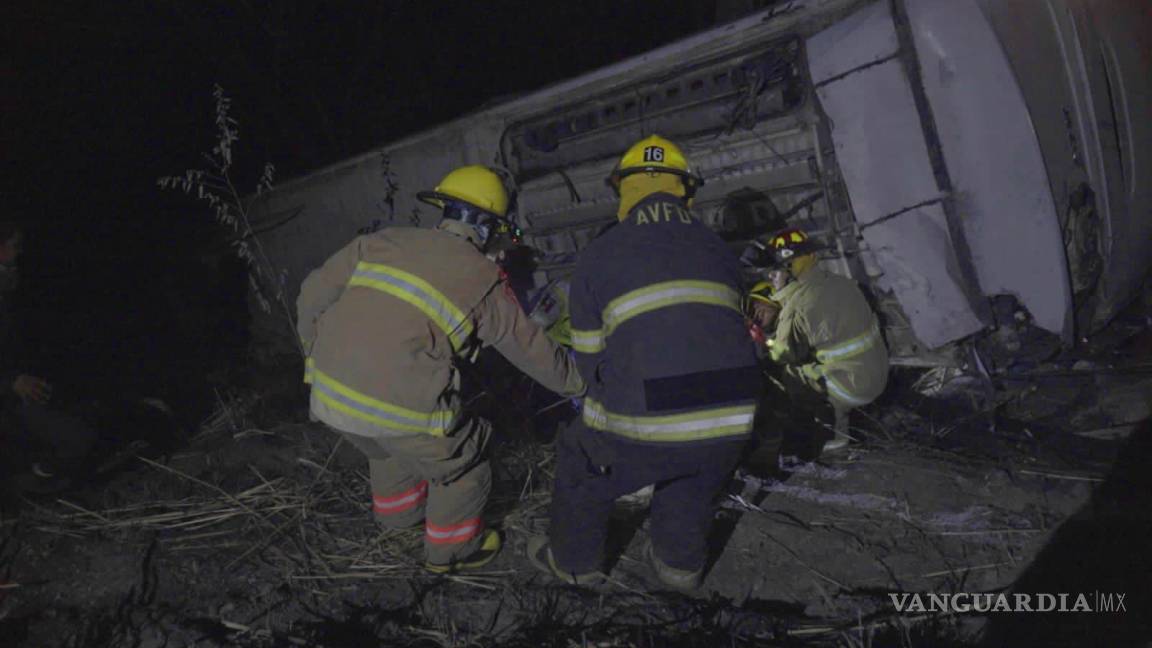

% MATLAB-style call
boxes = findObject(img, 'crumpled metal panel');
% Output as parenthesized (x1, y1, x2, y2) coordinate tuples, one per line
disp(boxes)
(859, 203, 981, 349)
(807, 0, 899, 85)
(906, 0, 1071, 339)
(813, 60, 941, 222)
(808, 8, 985, 348)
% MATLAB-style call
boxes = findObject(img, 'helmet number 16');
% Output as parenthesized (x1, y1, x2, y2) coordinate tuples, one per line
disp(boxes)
(642, 146, 665, 163)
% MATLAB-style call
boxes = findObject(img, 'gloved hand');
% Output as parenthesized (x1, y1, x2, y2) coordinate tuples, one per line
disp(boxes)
(566, 349, 584, 413)
(13, 374, 51, 404)
(747, 318, 766, 346)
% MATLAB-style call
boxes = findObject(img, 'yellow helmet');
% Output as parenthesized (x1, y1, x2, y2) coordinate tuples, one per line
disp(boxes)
(605, 134, 704, 198)
(742, 280, 777, 318)
(417, 165, 509, 217)
(747, 280, 776, 304)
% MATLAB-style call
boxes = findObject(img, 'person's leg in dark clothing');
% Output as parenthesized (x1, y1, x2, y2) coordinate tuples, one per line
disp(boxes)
(649, 440, 745, 571)
(548, 424, 618, 574)
(767, 364, 835, 459)
(548, 424, 653, 574)
(742, 389, 782, 478)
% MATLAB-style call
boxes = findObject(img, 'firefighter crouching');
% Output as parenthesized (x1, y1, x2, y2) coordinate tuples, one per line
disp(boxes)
(528, 135, 761, 590)
(742, 228, 889, 455)
(296, 165, 585, 574)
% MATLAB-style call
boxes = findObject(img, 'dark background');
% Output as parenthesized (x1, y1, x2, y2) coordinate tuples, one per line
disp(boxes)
(1, 1, 769, 419)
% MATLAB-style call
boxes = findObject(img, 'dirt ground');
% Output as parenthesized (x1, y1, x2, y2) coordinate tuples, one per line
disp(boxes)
(2, 353, 1151, 646)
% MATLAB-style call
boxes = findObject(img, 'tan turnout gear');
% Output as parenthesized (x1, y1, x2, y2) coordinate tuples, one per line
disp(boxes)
(297, 226, 584, 566)
(768, 265, 888, 410)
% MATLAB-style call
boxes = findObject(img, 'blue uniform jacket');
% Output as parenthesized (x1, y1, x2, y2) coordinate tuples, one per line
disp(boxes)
(569, 192, 761, 445)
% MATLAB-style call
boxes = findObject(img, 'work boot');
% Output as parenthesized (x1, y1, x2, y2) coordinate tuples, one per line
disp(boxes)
(526, 536, 604, 585)
(821, 432, 852, 453)
(13, 462, 73, 495)
(742, 435, 783, 480)
(646, 543, 703, 591)
(424, 529, 502, 574)
(821, 407, 854, 454)
(617, 484, 654, 506)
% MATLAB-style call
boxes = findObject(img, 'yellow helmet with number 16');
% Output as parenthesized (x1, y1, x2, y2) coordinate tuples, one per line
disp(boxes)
(605, 135, 704, 198)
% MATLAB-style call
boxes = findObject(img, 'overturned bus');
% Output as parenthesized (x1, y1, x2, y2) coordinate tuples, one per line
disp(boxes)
(248, 0, 1151, 369)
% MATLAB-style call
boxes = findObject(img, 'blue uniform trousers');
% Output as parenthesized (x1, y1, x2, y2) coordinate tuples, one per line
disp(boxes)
(548, 421, 744, 574)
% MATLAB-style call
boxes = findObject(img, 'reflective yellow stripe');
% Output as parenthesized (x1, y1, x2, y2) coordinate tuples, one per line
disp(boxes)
(824, 373, 872, 407)
(602, 280, 741, 336)
(571, 281, 740, 355)
(582, 398, 754, 442)
(309, 365, 454, 435)
(815, 324, 881, 363)
(570, 328, 605, 353)
(348, 262, 474, 349)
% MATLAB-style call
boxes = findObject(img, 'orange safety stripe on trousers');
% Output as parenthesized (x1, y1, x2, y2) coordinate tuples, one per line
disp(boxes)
(425, 517, 483, 545)
(372, 481, 428, 515)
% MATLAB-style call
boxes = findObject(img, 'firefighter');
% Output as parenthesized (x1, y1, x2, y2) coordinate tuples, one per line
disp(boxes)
(296, 165, 585, 574)
(743, 227, 889, 454)
(0, 224, 51, 407)
(527, 135, 761, 590)
(0, 222, 97, 495)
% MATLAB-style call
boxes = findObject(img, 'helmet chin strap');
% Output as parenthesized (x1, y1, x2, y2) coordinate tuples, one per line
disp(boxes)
(440, 200, 503, 251)
(472, 222, 493, 250)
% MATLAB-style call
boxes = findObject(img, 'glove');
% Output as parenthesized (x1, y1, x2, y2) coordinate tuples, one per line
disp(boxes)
(747, 319, 766, 346)
(13, 374, 52, 404)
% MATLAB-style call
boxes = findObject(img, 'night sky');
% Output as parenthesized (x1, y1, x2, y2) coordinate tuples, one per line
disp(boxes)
(2, 1, 718, 416)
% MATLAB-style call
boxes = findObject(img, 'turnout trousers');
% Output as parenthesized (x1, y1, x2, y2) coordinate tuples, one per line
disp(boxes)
(548, 421, 744, 574)
(772, 363, 850, 442)
(340, 417, 492, 565)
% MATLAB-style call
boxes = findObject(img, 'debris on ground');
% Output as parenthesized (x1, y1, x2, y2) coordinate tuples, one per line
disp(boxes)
(2, 312, 1151, 646)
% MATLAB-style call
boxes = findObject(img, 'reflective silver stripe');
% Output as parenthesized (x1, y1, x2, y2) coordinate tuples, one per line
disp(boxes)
(310, 366, 454, 435)
(602, 280, 741, 335)
(426, 525, 478, 540)
(570, 328, 605, 353)
(582, 398, 755, 442)
(425, 518, 482, 544)
(824, 374, 872, 407)
(816, 324, 881, 362)
(373, 483, 427, 511)
(374, 491, 423, 511)
(349, 263, 474, 348)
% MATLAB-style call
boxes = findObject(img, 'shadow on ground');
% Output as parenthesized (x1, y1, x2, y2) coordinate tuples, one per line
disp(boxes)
(979, 416, 1152, 647)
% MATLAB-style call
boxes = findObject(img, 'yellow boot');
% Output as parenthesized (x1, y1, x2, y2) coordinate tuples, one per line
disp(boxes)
(424, 529, 502, 574)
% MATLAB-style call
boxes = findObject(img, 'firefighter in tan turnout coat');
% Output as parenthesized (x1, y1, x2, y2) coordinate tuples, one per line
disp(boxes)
(744, 227, 889, 455)
(297, 165, 584, 573)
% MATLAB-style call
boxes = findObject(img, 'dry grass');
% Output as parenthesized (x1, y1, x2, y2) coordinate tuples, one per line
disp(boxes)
(10, 386, 987, 647)
(23, 397, 455, 593)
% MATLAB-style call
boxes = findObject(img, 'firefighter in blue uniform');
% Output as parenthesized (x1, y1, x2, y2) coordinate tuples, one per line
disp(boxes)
(528, 135, 761, 590)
